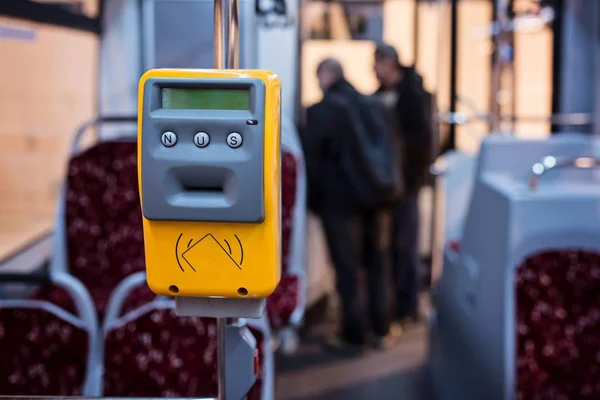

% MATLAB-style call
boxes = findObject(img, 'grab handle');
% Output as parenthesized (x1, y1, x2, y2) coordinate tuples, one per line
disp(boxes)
(71, 115, 137, 155)
(528, 156, 600, 190)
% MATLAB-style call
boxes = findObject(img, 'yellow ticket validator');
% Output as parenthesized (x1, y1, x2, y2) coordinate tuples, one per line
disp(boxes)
(138, 69, 281, 299)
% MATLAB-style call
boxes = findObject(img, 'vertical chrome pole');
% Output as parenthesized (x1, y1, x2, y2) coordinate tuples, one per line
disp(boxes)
(490, 0, 510, 133)
(214, 0, 225, 69)
(226, 0, 240, 68)
(217, 318, 227, 400)
(214, 4, 227, 395)
(214, 0, 240, 396)
(215, 0, 240, 69)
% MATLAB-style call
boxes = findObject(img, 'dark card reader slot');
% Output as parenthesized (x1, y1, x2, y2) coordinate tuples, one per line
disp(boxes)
(182, 184, 224, 195)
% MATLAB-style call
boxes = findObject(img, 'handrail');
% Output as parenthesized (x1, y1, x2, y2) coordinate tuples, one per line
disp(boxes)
(475, 6, 555, 38)
(71, 115, 137, 155)
(501, 113, 593, 126)
(437, 111, 488, 125)
(438, 111, 593, 127)
(528, 156, 600, 190)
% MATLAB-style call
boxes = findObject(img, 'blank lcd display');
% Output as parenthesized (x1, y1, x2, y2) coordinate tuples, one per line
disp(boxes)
(161, 88, 249, 110)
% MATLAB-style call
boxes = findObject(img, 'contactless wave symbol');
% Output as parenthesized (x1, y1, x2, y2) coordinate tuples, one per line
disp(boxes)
(175, 233, 244, 272)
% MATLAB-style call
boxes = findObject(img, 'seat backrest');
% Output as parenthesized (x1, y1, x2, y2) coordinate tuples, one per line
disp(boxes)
(266, 120, 307, 330)
(477, 134, 592, 184)
(59, 141, 149, 317)
(281, 150, 299, 274)
(281, 117, 306, 278)
(0, 300, 91, 396)
(103, 272, 266, 399)
(515, 249, 600, 399)
(103, 301, 219, 397)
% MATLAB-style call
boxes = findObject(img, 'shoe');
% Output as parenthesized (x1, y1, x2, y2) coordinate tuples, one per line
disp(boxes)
(389, 322, 404, 338)
(396, 314, 423, 329)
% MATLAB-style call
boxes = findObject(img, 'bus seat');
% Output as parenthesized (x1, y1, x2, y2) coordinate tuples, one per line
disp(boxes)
(47, 127, 292, 397)
(430, 134, 600, 400)
(102, 273, 260, 398)
(265, 118, 307, 354)
(436, 150, 477, 242)
(34, 140, 152, 318)
(266, 151, 300, 328)
(0, 272, 100, 396)
(103, 301, 220, 397)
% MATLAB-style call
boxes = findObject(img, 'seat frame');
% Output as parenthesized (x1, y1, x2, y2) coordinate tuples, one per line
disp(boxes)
(0, 270, 100, 396)
(278, 116, 307, 329)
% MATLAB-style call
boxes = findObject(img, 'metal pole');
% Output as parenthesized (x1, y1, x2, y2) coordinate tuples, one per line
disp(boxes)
(214, 0, 240, 69)
(217, 318, 227, 400)
(490, 0, 510, 133)
(214, 0, 240, 396)
(214, 0, 225, 69)
(448, 0, 458, 149)
(226, 0, 240, 68)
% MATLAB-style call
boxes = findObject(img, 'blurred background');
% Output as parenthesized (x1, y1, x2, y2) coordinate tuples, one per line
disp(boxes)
(1, 0, 599, 399)
(0, 0, 560, 260)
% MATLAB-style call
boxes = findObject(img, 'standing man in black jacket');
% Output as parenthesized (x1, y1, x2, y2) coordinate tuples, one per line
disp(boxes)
(303, 58, 391, 350)
(373, 44, 432, 327)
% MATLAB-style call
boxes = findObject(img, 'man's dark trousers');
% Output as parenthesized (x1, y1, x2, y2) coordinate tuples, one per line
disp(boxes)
(390, 193, 421, 320)
(320, 209, 390, 345)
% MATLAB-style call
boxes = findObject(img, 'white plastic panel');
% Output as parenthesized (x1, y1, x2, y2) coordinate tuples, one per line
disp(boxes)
(431, 134, 600, 400)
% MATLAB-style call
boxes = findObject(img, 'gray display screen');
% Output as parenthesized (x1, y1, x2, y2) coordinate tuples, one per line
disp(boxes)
(161, 87, 250, 110)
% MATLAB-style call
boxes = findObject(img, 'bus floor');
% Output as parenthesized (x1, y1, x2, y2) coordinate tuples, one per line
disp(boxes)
(275, 300, 432, 399)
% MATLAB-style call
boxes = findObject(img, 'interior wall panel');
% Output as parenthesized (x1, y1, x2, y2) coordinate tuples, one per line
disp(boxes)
(0, 16, 97, 259)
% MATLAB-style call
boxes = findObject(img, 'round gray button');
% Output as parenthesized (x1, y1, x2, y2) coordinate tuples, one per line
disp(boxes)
(161, 131, 177, 147)
(194, 131, 210, 148)
(226, 132, 243, 148)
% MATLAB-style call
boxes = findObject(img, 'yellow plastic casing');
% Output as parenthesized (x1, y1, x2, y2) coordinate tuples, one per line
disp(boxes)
(138, 69, 281, 299)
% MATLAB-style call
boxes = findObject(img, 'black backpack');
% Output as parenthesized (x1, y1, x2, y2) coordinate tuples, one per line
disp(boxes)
(328, 93, 403, 210)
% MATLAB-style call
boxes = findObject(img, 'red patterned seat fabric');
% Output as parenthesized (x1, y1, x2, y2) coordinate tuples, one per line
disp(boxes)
(267, 275, 300, 329)
(120, 285, 158, 316)
(267, 151, 300, 330)
(515, 249, 600, 399)
(65, 141, 150, 316)
(0, 305, 89, 395)
(103, 308, 218, 397)
(35, 142, 152, 318)
(104, 301, 265, 398)
(281, 151, 298, 275)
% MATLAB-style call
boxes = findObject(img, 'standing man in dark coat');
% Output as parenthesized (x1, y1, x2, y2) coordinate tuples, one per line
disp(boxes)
(303, 58, 392, 350)
(373, 43, 433, 327)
